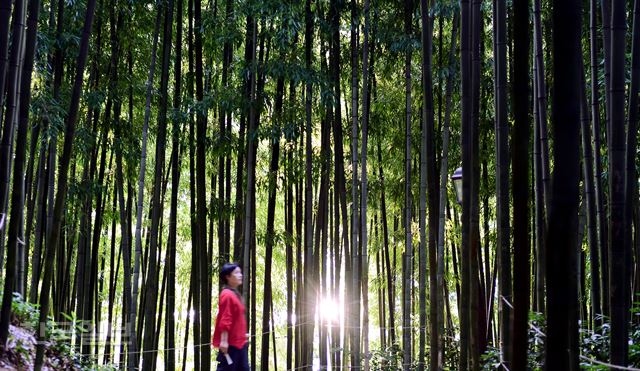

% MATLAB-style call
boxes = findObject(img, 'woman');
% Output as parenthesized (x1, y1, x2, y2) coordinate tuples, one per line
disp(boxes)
(212, 263, 250, 370)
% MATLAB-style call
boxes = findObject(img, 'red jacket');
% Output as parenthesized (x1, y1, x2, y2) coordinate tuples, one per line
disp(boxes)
(211, 288, 247, 349)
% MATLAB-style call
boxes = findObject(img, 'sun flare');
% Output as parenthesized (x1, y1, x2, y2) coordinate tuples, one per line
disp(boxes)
(317, 296, 341, 324)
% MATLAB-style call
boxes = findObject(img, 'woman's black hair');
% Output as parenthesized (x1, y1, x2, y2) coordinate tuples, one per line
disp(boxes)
(220, 262, 241, 285)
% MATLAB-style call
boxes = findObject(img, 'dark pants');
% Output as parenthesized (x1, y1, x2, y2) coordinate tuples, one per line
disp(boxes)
(216, 344, 250, 371)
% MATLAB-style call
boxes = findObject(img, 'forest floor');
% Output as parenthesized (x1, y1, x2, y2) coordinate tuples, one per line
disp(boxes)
(0, 295, 87, 371)
(0, 322, 83, 370)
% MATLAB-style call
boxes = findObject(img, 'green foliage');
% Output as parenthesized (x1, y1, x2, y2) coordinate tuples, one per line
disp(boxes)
(580, 319, 640, 369)
(479, 312, 544, 370)
(11, 293, 39, 330)
(31, 93, 67, 139)
(369, 335, 461, 371)
(370, 343, 404, 370)
(13, 337, 31, 360)
(442, 329, 461, 370)
(480, 346, 501, 370)
(2, 294, 102, 370)
(479, 310, 640, 370)
(629, 323, 640, 366)
(580, 321, 610, 367)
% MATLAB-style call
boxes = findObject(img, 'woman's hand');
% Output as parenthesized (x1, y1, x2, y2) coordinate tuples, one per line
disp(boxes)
(219, 340, 229, 354)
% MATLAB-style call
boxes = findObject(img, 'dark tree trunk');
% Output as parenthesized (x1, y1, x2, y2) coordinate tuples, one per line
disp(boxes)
(360, 0, 372, 366)
(469, 0, 484, 365)
(216, 0, 231, 269)
(590, 0, 609, 317)
(533, 0, 551, 219)
(497, 92, 514, 350)
(285, 108, 294, 371)
(402, 0, 413, 368)
(377, 140, 395, 346)
(532, 0, 548, 313)
(601, 0, 612, 140)
(609, 0, 629, 365)
(103, 186, 118, 364)
(376, 234, 386, 349)
(0, 0, 26, 263)
(28, 138, 47, 303)
(533, 47, 544, 313)
(240, 14, 257, 361)
(328, 0, 346, 356)
(493, 4, 511, 349)
(302, 0, 316, 364)
(318, 36, 330, 371)
(579, 61, 602, 330)
(418, 0, 439, 368)
(248, 15, 272, 368)
(41, 0, 64, 296)
(181, 279, 193, 371)
(232, 12, 253, 264)
(510, 0, 530, 369)
(437, 11, 458, 368)
(259, 71, 283, 370)
(459, 0, 471, 367)
(186, 0, 201, 365)
(76, 164, 93, 352)
(115, 124, 136, 370)
(194, 0, 211, 365)
(151, 253, 168, 371)
(166, 0, 183, 367)
(87, 136, 109, 344)
(545, 0, 582, 368)
(348, 0, 360, 366)
(294, 125, 303, 367)
(329, 2, 350, 361)
(0, 0, 40, 345)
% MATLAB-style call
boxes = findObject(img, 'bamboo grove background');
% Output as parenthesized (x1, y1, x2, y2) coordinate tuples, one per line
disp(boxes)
(0, 0, 638, 369)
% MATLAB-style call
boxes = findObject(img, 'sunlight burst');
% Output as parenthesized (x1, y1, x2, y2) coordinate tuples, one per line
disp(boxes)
(317, 296, 340, 324)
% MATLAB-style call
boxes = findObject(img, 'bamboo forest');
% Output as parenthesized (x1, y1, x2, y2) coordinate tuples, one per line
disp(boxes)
(0, 0, 640, 369)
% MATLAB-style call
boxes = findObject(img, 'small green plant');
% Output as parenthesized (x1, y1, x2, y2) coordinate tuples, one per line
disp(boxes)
(580, 322, 610, 364)
(11, 334, 31, 363)
(371, 343, 404, 370)
(629, 323, 640, 365)
(442, 329, 460, 370)
(480, 346, 502, 370)
(13, 341, 29, 358)
(10, 293, 39, 330)
(480, 312, 545, 370)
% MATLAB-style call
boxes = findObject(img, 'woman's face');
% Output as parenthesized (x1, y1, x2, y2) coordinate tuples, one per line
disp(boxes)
(226, 267, 243, 288)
